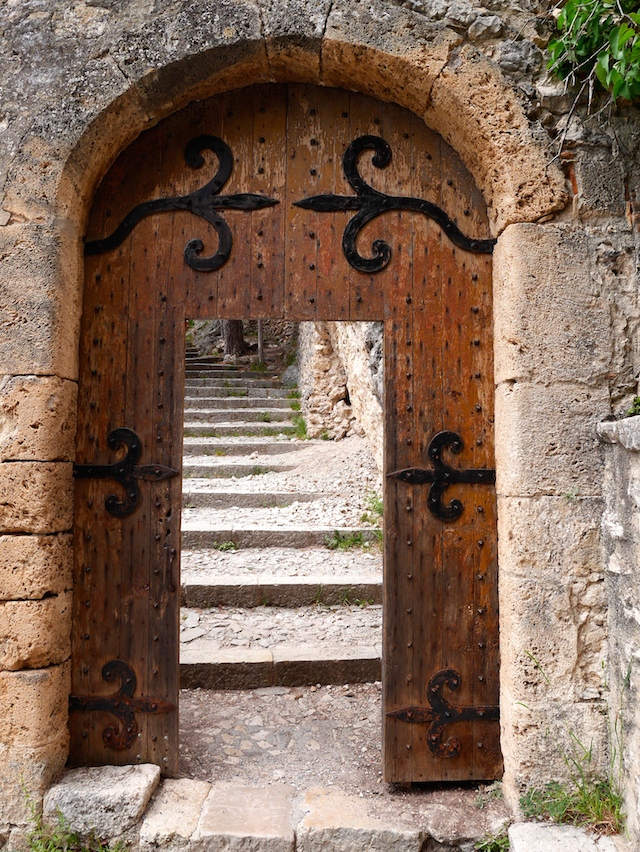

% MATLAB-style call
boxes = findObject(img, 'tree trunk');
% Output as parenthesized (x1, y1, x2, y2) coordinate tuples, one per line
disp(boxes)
(222, 320, 245, 357)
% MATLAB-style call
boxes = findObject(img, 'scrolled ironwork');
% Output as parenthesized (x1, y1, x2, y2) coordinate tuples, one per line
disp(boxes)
(387, 668, 499, 758)
(73, 427, 178, 518)
(84, 135, 279, 272)
(388, 430, 495, 521)
(294, 135, 495, 272)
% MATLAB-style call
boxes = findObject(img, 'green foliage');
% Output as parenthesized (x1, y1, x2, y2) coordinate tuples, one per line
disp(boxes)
(547, 0, 640, 102)
(291, 414, 308, 440)
(320, 429, 331, 441)
(627, 395, 640, 416)
(289, 400, 301, 411)
(251, 360, 269, 373)
(325, 530, 365, 550)
(287, 389, 302, 399)
(27, 807, 125, 852)
(212, 540, 237, 551)
(474, 831, 510, 852)
(259, 412, 272, 422)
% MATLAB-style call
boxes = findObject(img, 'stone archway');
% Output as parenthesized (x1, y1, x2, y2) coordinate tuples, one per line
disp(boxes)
(5, 3, 611, 836)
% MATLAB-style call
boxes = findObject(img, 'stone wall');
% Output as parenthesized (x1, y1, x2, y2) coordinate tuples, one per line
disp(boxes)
(598, 418, 640, 841)
(298, 322, 383, 470)
(0, 0, 639, 843)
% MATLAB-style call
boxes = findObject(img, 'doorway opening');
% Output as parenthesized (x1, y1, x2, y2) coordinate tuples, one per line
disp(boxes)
(178, 318, 386, 788)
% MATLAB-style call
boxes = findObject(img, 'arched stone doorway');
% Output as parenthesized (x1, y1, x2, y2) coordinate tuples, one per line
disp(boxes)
(70, 83, 500, 783)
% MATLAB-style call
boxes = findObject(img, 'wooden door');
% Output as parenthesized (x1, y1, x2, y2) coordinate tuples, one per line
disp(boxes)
(70, 84, 500, 781)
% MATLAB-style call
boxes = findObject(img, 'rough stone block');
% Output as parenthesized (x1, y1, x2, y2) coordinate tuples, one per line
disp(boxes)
(43, 765, 161, 839)
(323, 0, 459, 118)
(509, 822, 624, 851)
(0, 663, 70, 749)
(0, 225, 80, 378)
(193, 782, 294, 852)
(0, 592, 71, 670)
(425, 45, 567, 232)
(140, 778, 211, 852)
(0, 533, 72, 601)
(296, 787, 424, 852)
(574, 148, 627, 218)
(493, 224, 612, 386)
(0, 735, 70, 837)
(0, 377, 77, 462)
(111, 1, 269, 118)
(0, 462, 73, 534)
(495, 383, 609, 497)
(262, 0, 331, 80)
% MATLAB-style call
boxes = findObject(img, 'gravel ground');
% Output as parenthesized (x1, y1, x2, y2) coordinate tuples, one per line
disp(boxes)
(179, 683, 510, 838)
(181, 546, 382, 579)
(182, 496, 380, 529)
(180, 604, 382, 649)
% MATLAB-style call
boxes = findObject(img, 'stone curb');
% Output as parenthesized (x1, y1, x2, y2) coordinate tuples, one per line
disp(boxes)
(181, 575, 382, 607)
(184, 423, 297, 436)
(182, 440, 313, 456)
(182, 462, 297, 477)
(184, 408, 293, 423)
(180, 644, 381, 688)
(185, 397, 295, 410)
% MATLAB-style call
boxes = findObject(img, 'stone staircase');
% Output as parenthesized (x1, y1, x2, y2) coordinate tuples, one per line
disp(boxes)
(179, 349, 384, 691)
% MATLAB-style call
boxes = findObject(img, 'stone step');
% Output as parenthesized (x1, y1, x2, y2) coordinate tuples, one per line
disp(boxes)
(181, 575, 382, 608)
(180, 603, 382, 688)
(184, 423, 297, 437)
(182, 461, 297, 478)
(181, 525, 380, 549)
(186, 370, 279, 379)
(185, 377, 284, 388)
(182, 546, 382, 580)
(181, 490, 321, 508)
(184, 408, 293, 423)
(184, 396, 295, 410)
(185, 386, 290, 398)
(182, 439, 308, 457)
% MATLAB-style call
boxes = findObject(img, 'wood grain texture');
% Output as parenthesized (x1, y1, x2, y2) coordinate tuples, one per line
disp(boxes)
(73, 84, 499, 780)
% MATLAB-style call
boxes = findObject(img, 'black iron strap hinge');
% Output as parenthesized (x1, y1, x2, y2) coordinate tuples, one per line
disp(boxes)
(73, 428, 178, 517)
(84, 135, 278, 272)
(387, 669, 499, 758)
(294, 135, 495, 273)
(388, 431, 495, 521)
(69, 660, 175, 751)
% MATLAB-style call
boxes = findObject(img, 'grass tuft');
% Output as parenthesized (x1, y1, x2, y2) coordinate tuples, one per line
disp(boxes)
(325, 530, 364, 551)
(291, 414, 308, 440)
(26, 805, 125, 852)
(211, 540, 237, 551)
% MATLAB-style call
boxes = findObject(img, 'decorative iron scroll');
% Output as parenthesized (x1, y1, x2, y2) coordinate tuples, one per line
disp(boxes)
(84, 135, 279, 272)
(73, 427, 178, 518)
(69, 660, 175, 751)
(388, 431, 495, 521)
(387, 669, 499, 758)
(293, 135, 496, 272)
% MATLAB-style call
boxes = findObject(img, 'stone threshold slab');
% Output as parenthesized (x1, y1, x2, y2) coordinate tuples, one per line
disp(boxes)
(180, 643, 381, 688)
(181, 574, 382, 608)
(184, 408, 292, 422)
(181, 527, 379, 549)
(182, 440, 313, 456)
(184, 397, 295, 409)
(184, 423, 297, 436)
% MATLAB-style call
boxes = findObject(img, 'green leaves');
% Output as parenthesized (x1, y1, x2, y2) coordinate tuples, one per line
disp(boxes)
(547, 0, 640, 103)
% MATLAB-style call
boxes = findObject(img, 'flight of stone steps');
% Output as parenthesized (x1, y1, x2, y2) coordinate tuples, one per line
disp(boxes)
(179, 348, 384, 691)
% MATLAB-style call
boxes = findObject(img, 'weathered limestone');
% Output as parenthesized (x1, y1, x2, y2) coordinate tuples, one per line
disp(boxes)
(425, 45, 567, 233)
(323, 0, 459, 118)
(140, 779, 212, 852)
(0, 664, 70, 832)
(0, 593, 71, 671)
(509, 822, 628, 852)
(598, 417, 640, 843)
(0, 376, 77, 462)
(0, 534, 72, 602)
(0, 462, 73, 534)
(44, 765, 161, 839)
(0, 225, 80, 379)
(296, 787, 424, 852)
(262, 0, 330, 80)
(192, 783, 295, 852)
(493, 224, 612, 388)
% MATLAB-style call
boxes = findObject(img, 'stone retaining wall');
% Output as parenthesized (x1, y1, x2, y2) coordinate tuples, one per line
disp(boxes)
(0, 0, 639, 843)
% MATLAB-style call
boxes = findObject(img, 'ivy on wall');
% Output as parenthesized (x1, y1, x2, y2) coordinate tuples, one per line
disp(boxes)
(547, 0, 640, 103)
